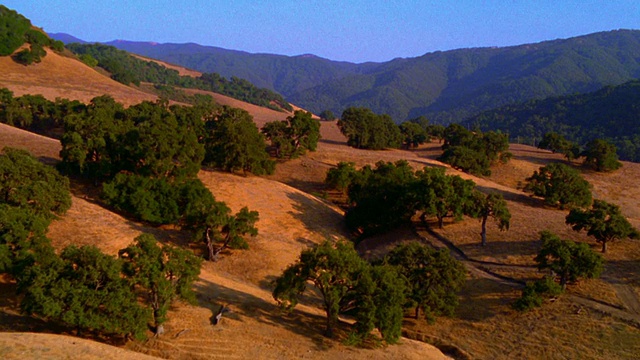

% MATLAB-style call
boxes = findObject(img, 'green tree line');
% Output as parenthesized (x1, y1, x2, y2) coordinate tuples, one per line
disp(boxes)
(65, 43, 292, 112)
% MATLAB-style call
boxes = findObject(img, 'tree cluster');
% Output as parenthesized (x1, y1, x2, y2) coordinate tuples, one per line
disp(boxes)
(0, 88, 85, 137)
(1, 148, 201, 339)
(57, 97, 262, 260)
(538, 133, 622, 172)
(203, 106, 275, 175)
(326, 161, 510, 243)
(273, 240, 465, 344)
(438, 124, 511, 176)
(514, 231, 603, 311)
(338, 107, 402, 150)
(524, 163, 592, 209)
(262, 110, 320, 159)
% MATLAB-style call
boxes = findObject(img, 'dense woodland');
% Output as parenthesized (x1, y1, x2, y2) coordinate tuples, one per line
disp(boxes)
(466, 80, 640, 161)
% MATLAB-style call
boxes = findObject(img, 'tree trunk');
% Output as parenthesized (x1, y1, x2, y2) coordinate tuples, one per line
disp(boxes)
(438, 216, 444, 229)
(206, 229, 216, 261)
(560, 273, 568, 290)
(324, 310, 335, 338)
(601, 240, 607, 253)
(481, 216, 488, 246)
(415, 306, 420, 319)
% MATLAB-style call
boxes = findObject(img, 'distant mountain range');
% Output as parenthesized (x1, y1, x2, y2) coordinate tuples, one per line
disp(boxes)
(50, 30, 640, 123)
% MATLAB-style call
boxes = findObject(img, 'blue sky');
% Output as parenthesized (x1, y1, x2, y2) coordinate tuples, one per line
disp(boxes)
(4, 0, 640, 63)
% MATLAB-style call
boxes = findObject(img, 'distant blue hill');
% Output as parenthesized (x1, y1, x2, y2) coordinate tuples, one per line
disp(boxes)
(48, 32, 87, 44)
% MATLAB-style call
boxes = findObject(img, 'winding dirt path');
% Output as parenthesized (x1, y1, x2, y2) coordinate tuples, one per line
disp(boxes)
(414, 221, 640, 329)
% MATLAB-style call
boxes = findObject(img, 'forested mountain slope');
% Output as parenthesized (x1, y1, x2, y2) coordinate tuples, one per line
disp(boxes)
(465, 79, 640, 161)
(56, 30, 640, 123)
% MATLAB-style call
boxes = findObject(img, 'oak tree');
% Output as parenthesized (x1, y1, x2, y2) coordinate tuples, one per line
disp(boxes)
(566, 200, 640, 253)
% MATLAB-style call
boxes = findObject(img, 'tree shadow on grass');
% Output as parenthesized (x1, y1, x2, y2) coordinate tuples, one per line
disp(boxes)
(454, 277, 521, 322)
(37, 155, 59, 166)
(457, 239, 541, 265)
(476, 185, 549, 210)
(194, 278, 334, 351)
(603, 260, 640, 286)
(285, 191, 349, 240)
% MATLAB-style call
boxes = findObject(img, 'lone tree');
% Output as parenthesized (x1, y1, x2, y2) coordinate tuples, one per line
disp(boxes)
(524, 163, 592, 209)
(262, 110, 320, 159)
(469, 191, 511, 246)
(534, 231, 603, 288)
(325, 161, 359, 196)
(182, 181, 259, 261)
(273, 240, 407, 343)
(319, 109, 336, 121)
(566, 200, 640, 253)
(538, 132, 580, 161)
(399, 121, 429, 149)
(338, 107, 402, 150)
(581, 138, 622, 172)
(119, 234, 202, 335)
(415, 167, 476, 229)
(345, 161, 418, 236)
(384, 242, 466, 321)
(272, 240, 369, 338)
(439, 124, 511, 176)
(203, 106, 275, 175)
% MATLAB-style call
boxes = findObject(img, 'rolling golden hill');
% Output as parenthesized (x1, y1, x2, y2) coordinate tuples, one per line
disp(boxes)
(1, 43, 640, 359)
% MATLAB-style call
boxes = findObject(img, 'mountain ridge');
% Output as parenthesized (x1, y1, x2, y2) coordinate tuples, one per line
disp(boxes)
(52, 30, 640, 123)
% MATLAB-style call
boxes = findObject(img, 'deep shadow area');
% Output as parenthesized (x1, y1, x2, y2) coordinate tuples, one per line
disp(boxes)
(285, 191, 348, 239)
(455, 277, 520, 322)
(318, 138, 346, 146)
(194, 278, 333, 351)
(457, 239, 540, 264)
(37, 155, 59, 166)
(604, 260, 640, 286)
(476, 185, 549, 209)
(283, 178, 327, 196)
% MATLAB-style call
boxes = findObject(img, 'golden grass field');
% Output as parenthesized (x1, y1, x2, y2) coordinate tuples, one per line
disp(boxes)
(1, 49, 640, 359)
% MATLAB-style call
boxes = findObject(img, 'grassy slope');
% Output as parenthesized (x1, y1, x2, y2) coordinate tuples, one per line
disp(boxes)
(0, 47, 157, 106)
(0, 96, 447, 360)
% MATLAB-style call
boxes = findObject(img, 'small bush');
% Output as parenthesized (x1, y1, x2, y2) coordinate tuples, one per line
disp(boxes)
(513, 276, 563, 311)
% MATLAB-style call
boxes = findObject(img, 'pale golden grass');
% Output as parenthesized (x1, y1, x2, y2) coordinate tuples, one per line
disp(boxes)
(0, 48, 157, 106)
(0, 332, 159, 360)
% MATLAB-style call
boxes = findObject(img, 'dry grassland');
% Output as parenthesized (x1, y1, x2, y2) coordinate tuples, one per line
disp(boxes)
(0, 48, 157, 106)
(1, 54, 640, 359)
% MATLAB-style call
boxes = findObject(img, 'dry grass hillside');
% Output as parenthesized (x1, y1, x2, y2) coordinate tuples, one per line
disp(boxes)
(0, 121, 449, 360)
(2, 51, 640, 359)
(0, 48, 157, 106)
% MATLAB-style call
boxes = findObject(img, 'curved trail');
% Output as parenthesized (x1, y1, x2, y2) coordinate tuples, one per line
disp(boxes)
(414, 221, 640, 329)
